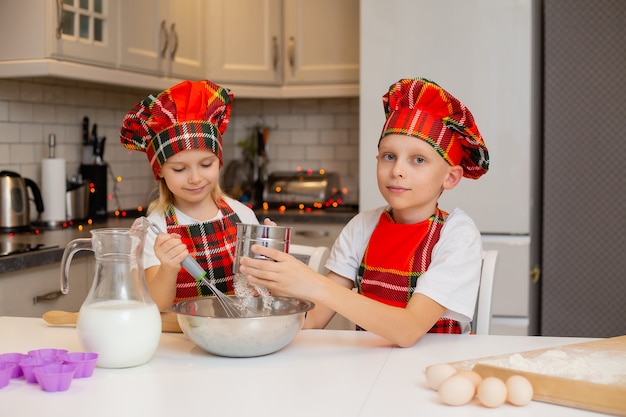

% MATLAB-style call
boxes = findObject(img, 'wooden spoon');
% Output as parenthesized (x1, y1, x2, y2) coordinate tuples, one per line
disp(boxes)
(42, 310, 182, 333)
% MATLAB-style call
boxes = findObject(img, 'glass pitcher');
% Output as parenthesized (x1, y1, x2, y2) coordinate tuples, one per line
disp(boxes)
(60, 218, 161, 368)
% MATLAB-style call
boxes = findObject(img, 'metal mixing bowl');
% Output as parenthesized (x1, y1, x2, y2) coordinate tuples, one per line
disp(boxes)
(171, 296, 314, 358)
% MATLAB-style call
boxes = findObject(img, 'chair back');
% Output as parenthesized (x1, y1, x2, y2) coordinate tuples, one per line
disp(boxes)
(472, 250, 499, 335)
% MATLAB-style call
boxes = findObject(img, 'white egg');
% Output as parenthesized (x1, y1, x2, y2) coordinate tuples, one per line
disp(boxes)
(506, 375, 534, 406)
(438, 374, 476, 406)
(455, 369, 482, 390)
(477, 376, 507, 408)
(425, 363, 457, 390)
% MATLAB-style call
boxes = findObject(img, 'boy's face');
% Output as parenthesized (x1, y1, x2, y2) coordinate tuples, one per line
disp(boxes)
(159, 149, 220, 210)
(376, 134, 463, 223)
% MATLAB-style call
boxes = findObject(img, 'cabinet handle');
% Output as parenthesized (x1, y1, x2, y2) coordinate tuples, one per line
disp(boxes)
(55, 0, 64, 39)
(160, 20, 169, 59)
(33, 290, 63, 304)
(272, 36, 279, 71)
(288, 36, 296, 72)
(169, 23, 179, 60)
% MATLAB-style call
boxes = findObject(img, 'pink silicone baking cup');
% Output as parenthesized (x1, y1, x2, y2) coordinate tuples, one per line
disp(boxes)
(61, 352, 98, 378)
(33, 364, 76, 392)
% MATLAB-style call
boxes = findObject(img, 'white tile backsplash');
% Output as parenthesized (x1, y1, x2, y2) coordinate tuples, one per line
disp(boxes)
(1, 78, 359, 216)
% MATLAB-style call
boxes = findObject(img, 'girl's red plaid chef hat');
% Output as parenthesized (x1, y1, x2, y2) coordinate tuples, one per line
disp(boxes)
(119, 79, 233, 179)
(380, 78, 489, 179)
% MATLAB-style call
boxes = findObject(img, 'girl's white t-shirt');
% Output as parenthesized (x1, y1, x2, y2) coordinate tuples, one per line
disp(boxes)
(143, 196, 259, 269)
(325, 207, 482, 325)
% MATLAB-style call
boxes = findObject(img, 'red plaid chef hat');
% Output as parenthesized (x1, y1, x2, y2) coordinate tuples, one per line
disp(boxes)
(120, 79, 233, 179)
(380, 78, 489, 179)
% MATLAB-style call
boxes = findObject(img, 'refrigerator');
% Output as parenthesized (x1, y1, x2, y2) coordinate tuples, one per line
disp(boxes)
(359, 0, 535, 335)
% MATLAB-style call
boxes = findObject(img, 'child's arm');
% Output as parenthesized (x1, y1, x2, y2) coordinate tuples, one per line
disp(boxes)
(241, 246, 446, 347)
(145, 232, 189, 312)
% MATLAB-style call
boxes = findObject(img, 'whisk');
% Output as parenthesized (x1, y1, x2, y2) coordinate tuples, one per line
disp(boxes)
(145, 219, 262, 318)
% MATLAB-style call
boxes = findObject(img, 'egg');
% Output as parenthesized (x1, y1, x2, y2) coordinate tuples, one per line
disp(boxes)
(477, 376, 507, 408)
(455, 369, 482, 390)
(506, 375, 534, 406)
(425, 363, 457, 390)
(438, 374, 476, 406)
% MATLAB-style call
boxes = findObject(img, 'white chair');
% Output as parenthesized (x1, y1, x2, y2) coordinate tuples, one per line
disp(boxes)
(288, 244, 330, 273)
(472, 250, 499, 335)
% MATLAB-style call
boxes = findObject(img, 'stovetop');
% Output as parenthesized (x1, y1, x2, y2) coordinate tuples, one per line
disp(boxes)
(0, 242, 59, 258)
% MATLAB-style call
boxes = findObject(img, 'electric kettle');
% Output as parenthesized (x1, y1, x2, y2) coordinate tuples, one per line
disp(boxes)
(0, 170, 44, 231)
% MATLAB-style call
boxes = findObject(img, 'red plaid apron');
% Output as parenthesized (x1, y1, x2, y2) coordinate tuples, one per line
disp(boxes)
(164, 199, 241, 302)
(357, 208, 461, 334)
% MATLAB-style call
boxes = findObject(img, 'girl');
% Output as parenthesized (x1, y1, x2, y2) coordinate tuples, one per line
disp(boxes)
(120, 80, 262, 312)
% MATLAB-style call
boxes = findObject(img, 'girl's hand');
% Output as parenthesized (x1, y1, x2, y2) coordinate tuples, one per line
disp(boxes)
(153, 232, 188, 272)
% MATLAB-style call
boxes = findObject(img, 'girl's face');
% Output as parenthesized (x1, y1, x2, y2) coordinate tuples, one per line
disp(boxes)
(376, 134, 463, 224)
(159, 149, 220, 212)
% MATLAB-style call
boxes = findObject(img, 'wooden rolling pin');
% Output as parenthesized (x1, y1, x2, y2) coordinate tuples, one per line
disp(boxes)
(42, 310, 182, 333)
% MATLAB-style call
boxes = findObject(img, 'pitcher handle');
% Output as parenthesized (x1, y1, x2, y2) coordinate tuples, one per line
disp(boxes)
(60, 238, 93, 294)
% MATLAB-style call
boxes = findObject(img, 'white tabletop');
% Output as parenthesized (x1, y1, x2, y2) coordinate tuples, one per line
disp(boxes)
(0, 316, 607, 417)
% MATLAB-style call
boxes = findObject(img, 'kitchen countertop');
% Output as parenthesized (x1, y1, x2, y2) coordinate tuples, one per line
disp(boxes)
(0, 209, 356, 274)
(0, 316, 605, 417)
(0, 217, 136, 274)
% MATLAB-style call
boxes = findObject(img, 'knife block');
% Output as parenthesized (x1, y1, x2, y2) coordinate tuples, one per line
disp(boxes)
(79, 164, 108, 219)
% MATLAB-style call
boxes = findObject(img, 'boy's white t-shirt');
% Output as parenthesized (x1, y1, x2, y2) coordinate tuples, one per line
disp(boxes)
(325, 207, 482, 327)
(143, 196, 259, 269)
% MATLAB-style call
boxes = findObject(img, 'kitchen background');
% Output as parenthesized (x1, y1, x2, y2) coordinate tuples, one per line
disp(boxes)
(0, 78, 360, 214)
(1, 0, 624, 338)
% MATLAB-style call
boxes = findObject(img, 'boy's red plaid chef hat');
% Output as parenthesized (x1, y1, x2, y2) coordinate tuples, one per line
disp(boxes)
(380, 78, 489, 179)
(120, 79, 233, 179)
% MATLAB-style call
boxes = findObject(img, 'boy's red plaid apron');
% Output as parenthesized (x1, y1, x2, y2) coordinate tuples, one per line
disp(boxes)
(164, 199, 241, 302)
(357, 208, 461, 334)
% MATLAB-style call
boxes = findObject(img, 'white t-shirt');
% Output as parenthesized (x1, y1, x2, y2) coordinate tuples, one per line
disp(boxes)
(143, 196, 259, 269)
(325, 206, 482, 325)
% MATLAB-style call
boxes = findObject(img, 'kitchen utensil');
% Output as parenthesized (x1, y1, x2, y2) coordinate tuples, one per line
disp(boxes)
(66, 182, 89, 221)
(42, 310, 182, 333)
(171, 295, 314, 357)
(449, 335, 626, 416)
(145, 219, 262, 318)
(0, 170, 44, 231)
(60, 218, 161, 368)
(232, 223, 291, 305)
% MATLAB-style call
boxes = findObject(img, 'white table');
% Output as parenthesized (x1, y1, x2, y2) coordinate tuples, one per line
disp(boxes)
(0, 316, 606, 417)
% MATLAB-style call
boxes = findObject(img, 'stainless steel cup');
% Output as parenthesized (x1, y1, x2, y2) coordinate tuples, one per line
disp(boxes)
(233, 223, 292, 275)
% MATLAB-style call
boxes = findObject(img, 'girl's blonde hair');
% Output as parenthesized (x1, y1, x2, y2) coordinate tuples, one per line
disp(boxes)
(147, 179, 226, 215)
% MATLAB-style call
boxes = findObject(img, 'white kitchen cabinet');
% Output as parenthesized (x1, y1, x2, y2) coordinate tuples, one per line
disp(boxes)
(119, 0, 204, 80)
(0, 257, 92, 318)
(0, 0, 118, 67)
(205, 0, 359, 97)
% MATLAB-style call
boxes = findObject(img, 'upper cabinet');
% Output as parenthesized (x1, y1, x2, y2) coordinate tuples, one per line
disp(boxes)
(0, 0, 359, 97)
(205, 0, 360, 97)
(0, 0, 118, 67)
(119, 0, 204, 80)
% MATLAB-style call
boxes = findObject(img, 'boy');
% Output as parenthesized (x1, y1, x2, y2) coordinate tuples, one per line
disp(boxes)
(240, 78, 489, 347)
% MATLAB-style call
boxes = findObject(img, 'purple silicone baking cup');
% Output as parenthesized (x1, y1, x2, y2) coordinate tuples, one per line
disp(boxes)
(61, 352, 98, 378)
(27, 349, 68, 361)
(0, 362, 15, 389)
(0, 353, 26, 378)
(33, 364, 77, 392)
(19, 356, 61, 383)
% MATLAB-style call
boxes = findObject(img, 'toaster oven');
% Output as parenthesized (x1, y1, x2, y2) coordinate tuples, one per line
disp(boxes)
(262, 171, 342, 208)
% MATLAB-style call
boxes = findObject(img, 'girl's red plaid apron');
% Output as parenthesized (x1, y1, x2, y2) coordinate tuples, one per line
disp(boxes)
(357, 208, 462, 334)
(164, 199, 241, 303)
